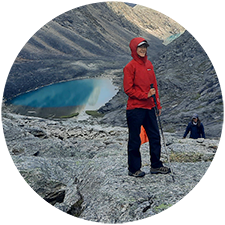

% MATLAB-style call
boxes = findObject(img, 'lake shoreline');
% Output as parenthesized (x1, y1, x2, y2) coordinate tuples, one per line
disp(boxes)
(3, 58, 128, 101)
(3, 68, 124, 120)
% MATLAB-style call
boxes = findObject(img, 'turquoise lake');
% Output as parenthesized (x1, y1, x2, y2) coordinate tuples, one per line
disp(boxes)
(10, 78, 118, 118)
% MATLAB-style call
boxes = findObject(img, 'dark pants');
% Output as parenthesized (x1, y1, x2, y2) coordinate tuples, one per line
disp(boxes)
(126, 108, 163, 173)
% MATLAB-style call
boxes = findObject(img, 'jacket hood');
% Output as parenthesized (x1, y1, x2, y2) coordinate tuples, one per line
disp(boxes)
(129, 37, 148, 64)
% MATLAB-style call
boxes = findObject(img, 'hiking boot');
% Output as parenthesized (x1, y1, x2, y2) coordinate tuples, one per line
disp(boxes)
(128, 170, 145, 177)
(150, 166, 171, 174)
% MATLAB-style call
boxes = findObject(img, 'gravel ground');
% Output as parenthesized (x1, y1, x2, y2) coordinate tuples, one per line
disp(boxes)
(2, 109, 219, 223)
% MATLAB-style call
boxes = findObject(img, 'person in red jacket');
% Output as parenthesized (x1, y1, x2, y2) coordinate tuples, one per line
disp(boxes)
(123, 37, 171, 177)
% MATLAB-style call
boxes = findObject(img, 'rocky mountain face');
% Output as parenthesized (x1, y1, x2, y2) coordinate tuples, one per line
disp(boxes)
(154, 31, 223, 137)
(18, 2, 143, 60)
(99, 30, 223, 138)
(15, 2, 184, 61)
(3, 2, 184, 100)
(108, 2, 185, 44)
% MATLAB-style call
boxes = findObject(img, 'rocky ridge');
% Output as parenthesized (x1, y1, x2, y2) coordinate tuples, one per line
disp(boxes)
(98, 31, 223, 138)
(2, 107, 218, 223)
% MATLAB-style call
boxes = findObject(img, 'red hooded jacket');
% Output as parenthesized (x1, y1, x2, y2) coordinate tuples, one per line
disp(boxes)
(123, 37, 162, 110)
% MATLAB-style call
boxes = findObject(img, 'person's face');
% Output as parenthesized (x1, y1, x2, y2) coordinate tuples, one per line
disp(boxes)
(193, 118, 198, 122)
(137, 46, 147, 57)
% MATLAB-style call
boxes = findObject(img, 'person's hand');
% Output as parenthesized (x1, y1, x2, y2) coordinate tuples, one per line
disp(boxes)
(148, 88, 156, 98)
(158, 109, 162, 116)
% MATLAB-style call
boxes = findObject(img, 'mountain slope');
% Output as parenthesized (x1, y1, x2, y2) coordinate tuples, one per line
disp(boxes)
(5, 2, 170, 100)
(107, 2, 185, 44)
(16, 2, 185, 61)
(154, 31, 223, 137)
(99, 31, 223, 138)
(17, 2, 165, 61)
